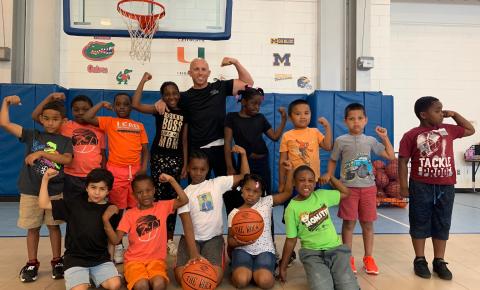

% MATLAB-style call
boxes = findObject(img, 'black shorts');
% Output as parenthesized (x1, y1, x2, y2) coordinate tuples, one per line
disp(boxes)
(408, 179, 455, 240)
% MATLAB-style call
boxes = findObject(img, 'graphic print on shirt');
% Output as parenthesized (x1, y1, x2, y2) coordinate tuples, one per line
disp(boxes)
(299, 204, 329, 232)
(197, 192, 213, 212)
(344, 154, 373, 181)
(116, 120, 141, 134)
(31, 140, 61, 175)
(294, 139, 313, 166)
(416, 128, 452, 178)
(159, 112, 183, 150)
(71, 128, 99, 154)
(135, 214, 160, 242)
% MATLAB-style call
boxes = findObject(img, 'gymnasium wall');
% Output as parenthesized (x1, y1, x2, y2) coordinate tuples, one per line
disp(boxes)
(0, 83, 393, 196)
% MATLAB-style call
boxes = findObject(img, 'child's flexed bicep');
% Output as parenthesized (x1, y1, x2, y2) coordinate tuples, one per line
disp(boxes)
(272, 160, 294, 206)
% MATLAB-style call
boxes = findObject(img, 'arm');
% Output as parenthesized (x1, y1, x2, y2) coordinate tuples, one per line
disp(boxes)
(375, 126, 395, 160)
(318, 117, 332, 151)
(132, 72, 156, 114)
(320, 159, 337, 185)
(221, 57, 254, 95)
(278, 152, 288, 192)
(279, 237, 298, 282)
(179, 212, 201, 260)
(227, 227, 254, 248)
(25, 151, 73, 166)
(224, 126, 236, 175)
(100, 149, 107, 168)
(329, 176, 350, 200)
(265, 107, 287, 141)
(138, 143, 149, 175)
(31, 92, 66, 123)
(38, 168, 59, 210)
(181, 123, 188, 179)
(83, 101, 112, 126)
(159, 174, 189, 209)
(399, 157, 410, 197)
(272, 161, 294, 206)
(231, 145, 250, 186)
(102, 205, 125, 245)
(444, 110, 475, 137)
(0, 96, 23, 138)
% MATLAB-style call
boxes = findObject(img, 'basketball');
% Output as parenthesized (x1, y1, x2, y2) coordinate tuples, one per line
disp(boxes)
(231, 208, 264, 243)
(385, 159, 399, 180)
(375, 171, 389, 189)
(385, 181, 401, 198)
(373, 160, 386, 170)
(181, 259, 218, 290)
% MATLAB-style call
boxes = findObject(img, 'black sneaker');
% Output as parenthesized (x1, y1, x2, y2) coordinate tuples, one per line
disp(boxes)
(413, 257, 431, 279)
(51, 258, 64, 280)
(288, 251, 297, 268)
(19, 262, 39, 282)
(433, 258, 452, 280)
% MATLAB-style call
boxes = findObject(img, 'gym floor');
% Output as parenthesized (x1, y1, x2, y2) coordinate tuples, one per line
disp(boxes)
(1, 193, 480, 289)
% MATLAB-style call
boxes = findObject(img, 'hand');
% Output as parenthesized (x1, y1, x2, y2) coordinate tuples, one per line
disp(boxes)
(318, 117, 330, 128)
(231, 145, 246, 155)
(221, 57, 238, 67)
(4, 95, 21, 106)
(103, 205, 119, 221)
(375, 126, 388, 139)
(442, 110, 455, 118)
(319, 173, 331, 185)
(101, 101, 113, 110)
(278, 107, 287, 119)
(43, 168, 59, 180)
(154, 99, 169, 115)
(187, 254, 206, 266)
(278, 266, 287, 282)
(227, 167, 237, 176)
(400, 186, 409, 197)
(181, 166, 187, 179)
(142, 72, 152, 82)
(281, 160, 293, 171)
(47, 92, 66, 102)
(25, 151, 43, 166)
(159, 173, 173, 183)
(233, 236, 254, 246)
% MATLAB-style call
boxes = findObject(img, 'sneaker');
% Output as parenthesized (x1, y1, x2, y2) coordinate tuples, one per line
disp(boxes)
(51, 257, 64, 279)
(114, 244, 124, 264)
(363, 256, 379, 275)
(432, 258, 452, 280)
(350, 256, 357, 274)
(413, 257, 431, 279)
(167, 239, 178, 256)
(287, 251, 296, 268)
(19, 261, 39, 283)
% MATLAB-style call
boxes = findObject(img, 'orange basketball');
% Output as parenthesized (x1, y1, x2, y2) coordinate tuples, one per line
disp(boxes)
(181, 259, 218, 290)
(231, 208, 264, 243)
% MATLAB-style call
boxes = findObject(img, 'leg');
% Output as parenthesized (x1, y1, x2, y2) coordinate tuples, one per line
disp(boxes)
(251, 251, 276, 289)
(298, 248, 335, 290)
(338, 188, 360, 250)
(232, 267, 253, 288)
(231, 249, 254, 288)
(412, 238, 426, 257)
(132, 279, 149, 290)
(200, 236, 226, 283)
(150, 275, 168, 290)
(328, 245, 360, 290)
(341, 220, 356, 250)
(408, 180, 433, 258)
(253, 269, 274, 289)
(71, 284, 89, 290)
(91, 262, 121, 290)
(359, 221, 374, 257)
(174, 236, 200, 285)
(357, 186, 378, 257)
(27, 227, 41, 261)
(47, 225, 62, 258)
(101, 276, 122, 290)
(432, 239, 447, 259)
(65, 266, 92, 290)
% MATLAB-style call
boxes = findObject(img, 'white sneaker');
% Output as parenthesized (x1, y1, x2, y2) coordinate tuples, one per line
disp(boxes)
(114, 244, 124, 264)
(167, 239, 178, 256)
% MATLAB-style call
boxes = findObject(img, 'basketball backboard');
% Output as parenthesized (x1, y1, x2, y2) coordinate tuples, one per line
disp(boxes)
(63, 0, 232, 40)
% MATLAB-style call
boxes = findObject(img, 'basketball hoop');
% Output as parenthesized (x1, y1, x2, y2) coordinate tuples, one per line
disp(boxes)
(117, 0, 165, 62)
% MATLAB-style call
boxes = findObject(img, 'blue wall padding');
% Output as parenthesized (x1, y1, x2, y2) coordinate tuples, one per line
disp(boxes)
(0, 84, 394, 196)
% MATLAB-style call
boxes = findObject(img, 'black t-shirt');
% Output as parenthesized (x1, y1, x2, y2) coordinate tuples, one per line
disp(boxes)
(179, 80, 234, 148)
(151, 108, 185, 156)
(18, 128, 73, 195)
(225, 112, 272, 156)
(51, 196, 120, 270)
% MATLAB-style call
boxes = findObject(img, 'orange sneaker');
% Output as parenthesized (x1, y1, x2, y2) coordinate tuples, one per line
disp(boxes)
(350, 256, 357, 274)
(363, 256, 379, 275)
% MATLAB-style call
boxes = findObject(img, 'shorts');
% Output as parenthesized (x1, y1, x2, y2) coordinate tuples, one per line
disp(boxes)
(175, 235, 225, 268)
(106, 162, 140, 209)
(17, 193, 64, 229)
(64, 262, 119, 290)
(338, 186, 377, 222)
(63, 174, 87, 201)
(231, 249, 276, 274)
(124, 259, 169, 290)
(409, 179, 455, 240)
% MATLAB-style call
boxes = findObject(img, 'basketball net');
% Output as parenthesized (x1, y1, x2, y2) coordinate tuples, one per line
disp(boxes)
(117, 0, 165, 63)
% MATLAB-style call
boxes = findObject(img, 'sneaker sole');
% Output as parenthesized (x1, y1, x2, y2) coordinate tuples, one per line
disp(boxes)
(20, 276, 38, 283)
(52, 275, 64, 280)
(414, 271, 431, 279)
(364, 268, 379, 275)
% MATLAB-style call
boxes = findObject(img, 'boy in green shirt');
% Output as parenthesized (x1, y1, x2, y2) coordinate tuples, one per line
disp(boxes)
(279, 165, 359, 290)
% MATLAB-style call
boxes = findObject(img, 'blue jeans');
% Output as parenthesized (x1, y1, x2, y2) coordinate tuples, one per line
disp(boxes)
(231, 249, 276, 273)
(299, 245, 359, 290)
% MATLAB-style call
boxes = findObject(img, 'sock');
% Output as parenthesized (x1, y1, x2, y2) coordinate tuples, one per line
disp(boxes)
(51, 257, 62, 266)
(27, 259, 39, 266)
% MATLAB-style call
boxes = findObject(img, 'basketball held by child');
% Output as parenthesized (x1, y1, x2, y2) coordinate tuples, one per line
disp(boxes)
(231, 208, 264, 243)
(181, 259, 218, 290)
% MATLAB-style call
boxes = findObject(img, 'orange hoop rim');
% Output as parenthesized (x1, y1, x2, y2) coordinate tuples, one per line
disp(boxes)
(117, 0, 166, 23)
